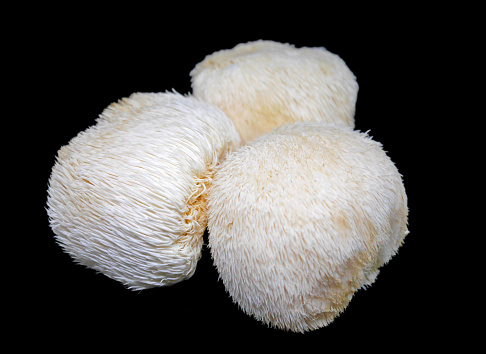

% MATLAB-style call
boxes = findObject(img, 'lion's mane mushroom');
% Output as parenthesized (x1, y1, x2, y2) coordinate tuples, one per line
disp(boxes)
(190, 40, 358, 143)
(207, 122, 408, 332)
(46, 92, 241, 290)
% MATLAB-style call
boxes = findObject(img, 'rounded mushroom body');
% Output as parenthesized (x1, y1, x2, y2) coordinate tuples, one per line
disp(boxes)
(207, 122, 408, 332)
(47, 92, 241, 290)
(190, 40, 359, 143)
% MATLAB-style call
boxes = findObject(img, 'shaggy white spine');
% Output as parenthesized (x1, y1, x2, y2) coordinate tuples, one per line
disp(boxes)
(207, 122, 408, 332)
(47, 91, 241, 290)
(190, 40, 359, 143)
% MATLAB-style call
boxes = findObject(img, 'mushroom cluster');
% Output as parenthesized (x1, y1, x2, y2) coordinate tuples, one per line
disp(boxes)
(47, 40, 408, 332)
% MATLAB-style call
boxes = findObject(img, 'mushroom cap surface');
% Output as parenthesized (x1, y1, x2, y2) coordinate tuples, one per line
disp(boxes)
(47, 92, 241, 290)
(190, 40, 359, 143)
(207, 122, 408, 332)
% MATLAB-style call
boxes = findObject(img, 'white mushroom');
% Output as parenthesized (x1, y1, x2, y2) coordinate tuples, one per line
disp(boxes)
(46, 92, 241, 290)
(190, 40, 359, 143)
(207, 122, 408, 332)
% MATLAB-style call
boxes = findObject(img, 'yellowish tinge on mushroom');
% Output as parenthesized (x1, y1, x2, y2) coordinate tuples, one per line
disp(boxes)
(191, 40, 359, 144)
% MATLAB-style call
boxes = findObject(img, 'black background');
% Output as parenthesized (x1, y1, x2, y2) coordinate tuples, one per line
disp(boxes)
(14, 4, 461, 350)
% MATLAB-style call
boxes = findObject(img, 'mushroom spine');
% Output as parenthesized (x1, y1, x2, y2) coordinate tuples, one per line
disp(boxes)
(190, 40, 359, 143)
(207, 121, 408, 332)
(46, 91, 241, 290)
